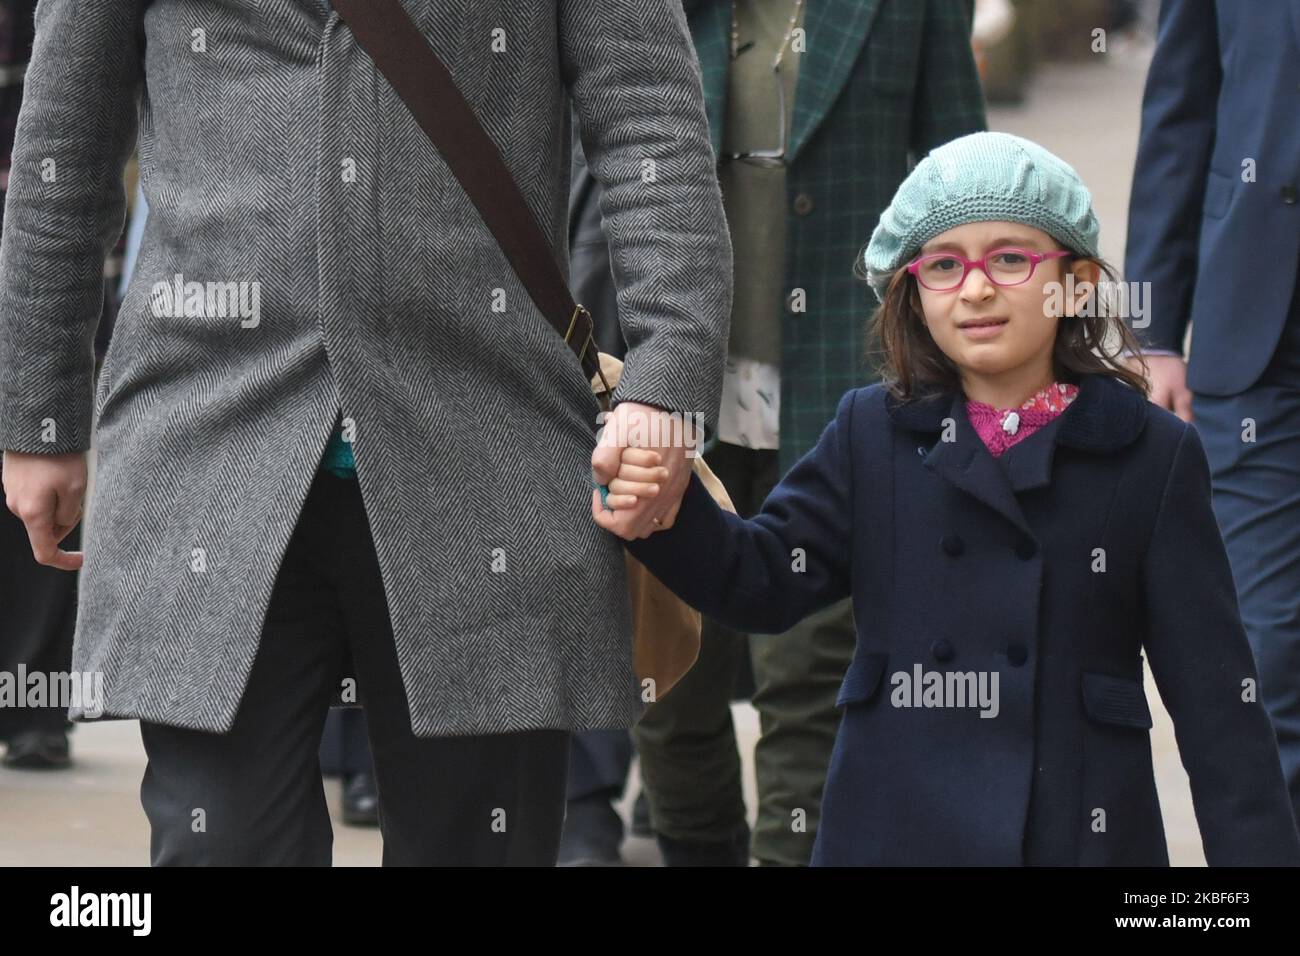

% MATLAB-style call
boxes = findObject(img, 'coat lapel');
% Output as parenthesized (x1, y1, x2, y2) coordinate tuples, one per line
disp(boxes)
(690, 0, 886, 164)
(887, 374, 1149, 534)
(998, 414, 1065, 493)
(787, 0, 884, 163)
(919, 391, 1035, 537)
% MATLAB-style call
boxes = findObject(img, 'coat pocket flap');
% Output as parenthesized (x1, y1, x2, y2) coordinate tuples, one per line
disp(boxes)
(836, 652, 890, 708)
(1081, 672, 1153, 729)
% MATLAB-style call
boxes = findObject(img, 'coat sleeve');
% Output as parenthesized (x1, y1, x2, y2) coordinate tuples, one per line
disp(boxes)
(1141, 422, 1300, 865)
(1122, 0, 1221, 355)
(0, 0, 144, 454)
(624, 388, 856, 635)
(558, 0, 732, 438)
(909, 0, 987, 157)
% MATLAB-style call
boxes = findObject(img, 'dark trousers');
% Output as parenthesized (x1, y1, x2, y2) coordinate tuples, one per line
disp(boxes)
(632, 441, 856, 864)
(567, 729, 634, 802)
(1192, 274, 1300, 826)
(319, 708, 373, 777)
(138, 466, 571, 865)
(0, 461, 79, 740)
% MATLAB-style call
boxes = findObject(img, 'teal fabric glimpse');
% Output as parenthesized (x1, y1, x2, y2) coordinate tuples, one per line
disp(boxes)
(322, 422, 356, 479)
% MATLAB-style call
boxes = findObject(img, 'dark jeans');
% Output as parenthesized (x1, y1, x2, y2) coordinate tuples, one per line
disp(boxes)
(138, 466, 570, 865)
(632, 440, 856, 864)
(1192, 275, 1300, 826)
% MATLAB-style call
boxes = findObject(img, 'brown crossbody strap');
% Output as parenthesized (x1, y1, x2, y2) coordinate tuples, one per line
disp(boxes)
(331, 0, 611, 409)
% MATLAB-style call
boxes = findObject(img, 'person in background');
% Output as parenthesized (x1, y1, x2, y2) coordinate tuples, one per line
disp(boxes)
(1125, 0, 1300, 824)
(567, 0, 986, 865)
(319, 709, 379, 828)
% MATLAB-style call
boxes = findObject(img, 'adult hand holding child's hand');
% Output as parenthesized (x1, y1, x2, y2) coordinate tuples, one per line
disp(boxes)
(590, 401, 691, 540)
(592, 446, 670, 541)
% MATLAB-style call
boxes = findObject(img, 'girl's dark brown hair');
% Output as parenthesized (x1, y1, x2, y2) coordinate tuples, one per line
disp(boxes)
(857, 248, 1151, 401)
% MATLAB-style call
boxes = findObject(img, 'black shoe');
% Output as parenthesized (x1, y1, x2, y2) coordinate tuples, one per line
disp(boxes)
(2, 729, 71, 769)
(656, 824, 750, 867)
(558, 793, 625, 866)
(629, 789, 653, 839)
(341, 772, 380, 827)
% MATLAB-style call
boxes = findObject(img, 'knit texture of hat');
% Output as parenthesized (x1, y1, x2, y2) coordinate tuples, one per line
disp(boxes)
(863, 131, 1100, 300)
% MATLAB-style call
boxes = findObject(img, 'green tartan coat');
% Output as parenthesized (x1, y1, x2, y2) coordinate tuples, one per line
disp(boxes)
(688, 0, 986, 473)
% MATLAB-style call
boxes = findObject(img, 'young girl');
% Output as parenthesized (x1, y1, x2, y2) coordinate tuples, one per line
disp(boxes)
(592, 132, 1300, 866)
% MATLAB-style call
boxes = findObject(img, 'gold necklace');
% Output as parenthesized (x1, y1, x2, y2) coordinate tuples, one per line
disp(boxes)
(730, 0, 805, 68)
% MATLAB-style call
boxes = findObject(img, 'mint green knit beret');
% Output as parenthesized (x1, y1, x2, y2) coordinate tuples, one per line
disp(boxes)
(863, 131, 1100, 300)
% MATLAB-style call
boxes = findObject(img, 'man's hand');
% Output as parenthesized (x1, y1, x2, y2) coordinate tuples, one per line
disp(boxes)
(2, 450, 87, 570)
(591, 401, 695, 540)
(1132, 353, 1193, 422)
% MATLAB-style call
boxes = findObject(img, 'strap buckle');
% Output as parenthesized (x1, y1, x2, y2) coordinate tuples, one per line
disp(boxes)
(565, 303, 612, 406)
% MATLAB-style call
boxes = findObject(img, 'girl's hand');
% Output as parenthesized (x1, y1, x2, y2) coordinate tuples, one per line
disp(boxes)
(602, 447, 667, 510)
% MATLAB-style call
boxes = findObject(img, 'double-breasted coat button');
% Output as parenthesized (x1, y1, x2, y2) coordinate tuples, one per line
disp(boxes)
(917, 445, 927, 458)
(792, 193, 814, 215)
(1007, 643, 1029, 666)
(1282, 185, 1298, 205)
(1014, 538, 1038, 560)
(931, 638, 955, 662)
(941, 534, 964, 557)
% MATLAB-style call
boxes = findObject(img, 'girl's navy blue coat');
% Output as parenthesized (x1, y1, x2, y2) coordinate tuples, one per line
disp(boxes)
(626, 374, 1300, 865)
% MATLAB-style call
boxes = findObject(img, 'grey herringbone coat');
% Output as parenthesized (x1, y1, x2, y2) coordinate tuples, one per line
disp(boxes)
(0, 0, 731, 736)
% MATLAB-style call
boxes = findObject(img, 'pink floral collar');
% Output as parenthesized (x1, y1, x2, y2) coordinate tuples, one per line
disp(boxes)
(965, 382, 1080, 458)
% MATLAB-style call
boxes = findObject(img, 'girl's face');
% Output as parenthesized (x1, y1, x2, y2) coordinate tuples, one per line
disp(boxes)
(913, 221, 1090, 387)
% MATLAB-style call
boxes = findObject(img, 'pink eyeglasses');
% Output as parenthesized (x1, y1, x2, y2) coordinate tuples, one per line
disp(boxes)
(906, 247, 1074, 292)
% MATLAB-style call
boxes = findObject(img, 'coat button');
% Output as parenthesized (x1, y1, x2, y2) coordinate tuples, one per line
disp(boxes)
(931, 638, 955, 662)
(1282, 185, 1298, 205)
(917, 445, 927, 458)
(1007, 643, 1028, 667)
(941, 534, 964, 557)
(1014, 538, 1037, 560)
(792, 193, 814, 215)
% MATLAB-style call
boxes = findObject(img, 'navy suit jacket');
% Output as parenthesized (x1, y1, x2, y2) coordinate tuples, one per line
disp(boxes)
(626, 375, 1300, 865)
(1125, 0, 1300, 394)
